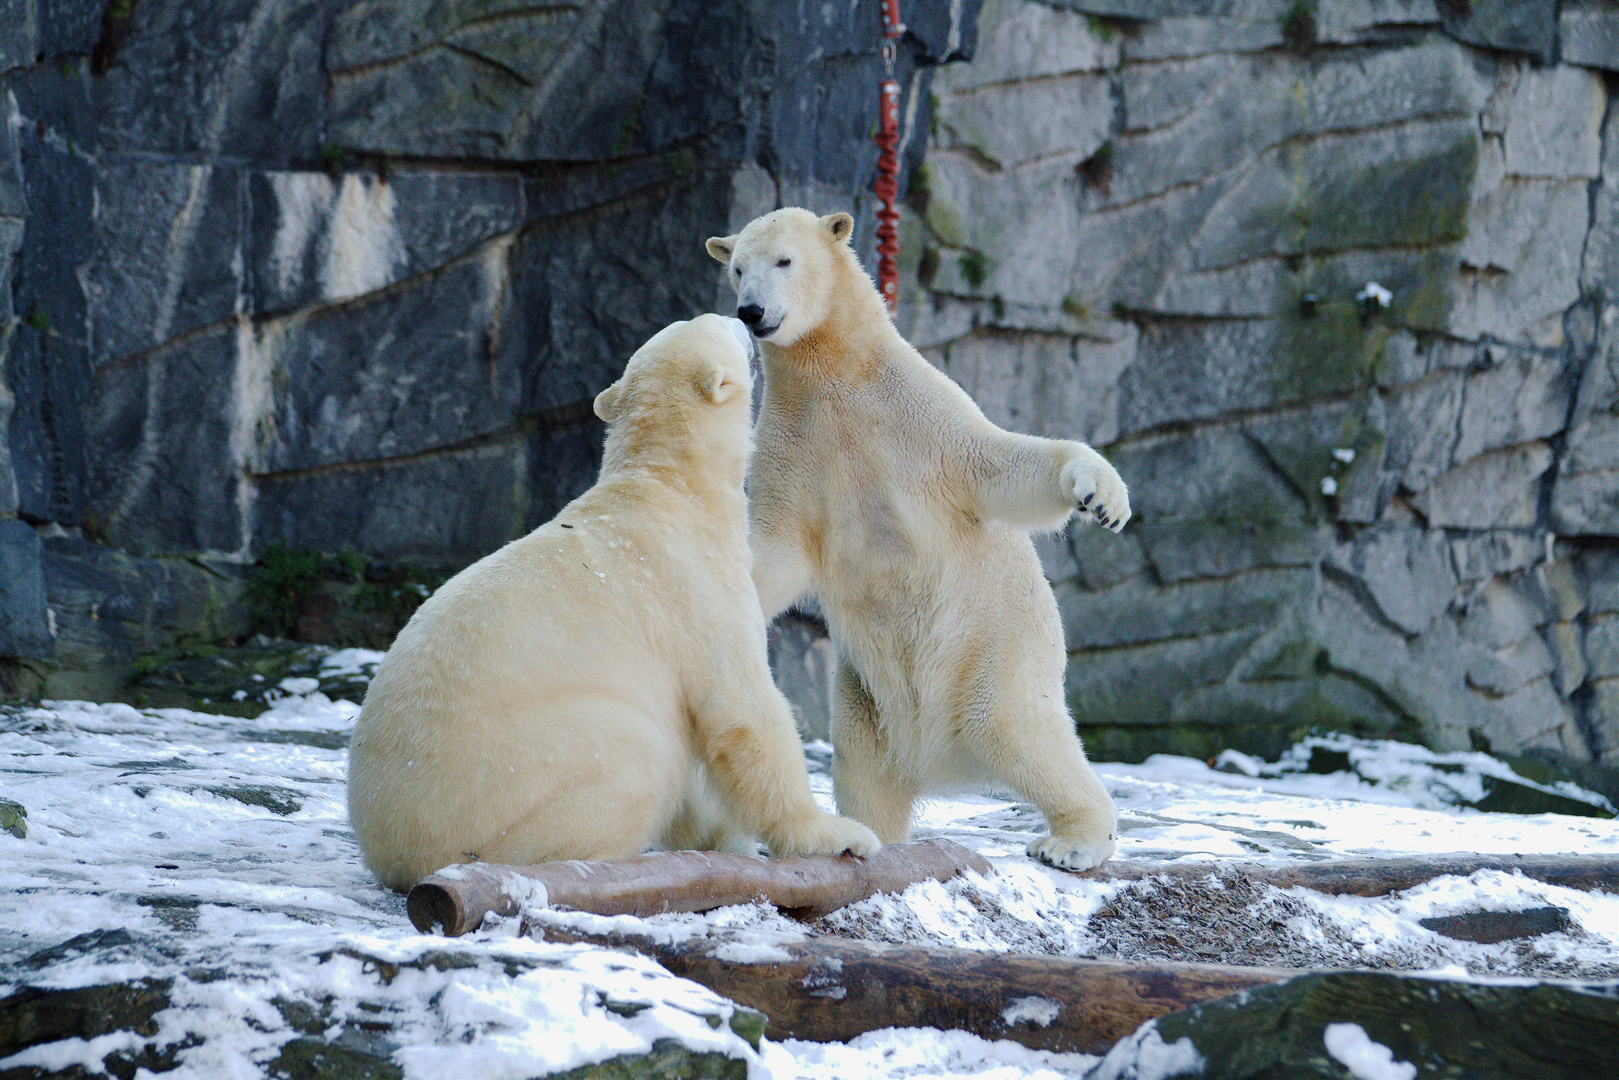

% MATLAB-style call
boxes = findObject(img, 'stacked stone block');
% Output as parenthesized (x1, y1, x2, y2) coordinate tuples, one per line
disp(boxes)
(900, 0, 1619, 765)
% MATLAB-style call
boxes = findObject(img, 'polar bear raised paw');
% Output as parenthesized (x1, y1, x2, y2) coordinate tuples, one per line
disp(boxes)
(1027, 828, 1116, 872)
(1060, 449, 1131, 533)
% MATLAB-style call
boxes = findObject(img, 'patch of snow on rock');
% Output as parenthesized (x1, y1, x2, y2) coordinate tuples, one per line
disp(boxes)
(1085, 1021, 1203, 1080)
(1323, 1022, 1416, 1080)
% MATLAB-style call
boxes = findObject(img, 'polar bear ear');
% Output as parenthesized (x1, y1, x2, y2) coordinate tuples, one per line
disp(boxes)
(593, 381, 625, 423)
(694, 361, 744, 406)
(705, 234, 737, 265)
(822, 212, 854, 244)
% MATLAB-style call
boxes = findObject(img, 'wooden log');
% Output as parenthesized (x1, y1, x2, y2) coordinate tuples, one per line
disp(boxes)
(411, 846, 1619, 937)
(524, 917, 1294, 1054)
(1074, 852, 1619, 896)
(407, 838, 993, 936)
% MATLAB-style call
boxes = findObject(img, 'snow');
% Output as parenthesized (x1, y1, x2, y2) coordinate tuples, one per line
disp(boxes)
(319, 648, 387, 679)
(772, 1027, 1099, 1080)
(1323, 1023, 1416, 1080)
(1357, 281, 1393, 308)
(1000, 996, 1061, 1027)
(1084, 1023, 1202, 1080)
(4, 689, 1617, 1079)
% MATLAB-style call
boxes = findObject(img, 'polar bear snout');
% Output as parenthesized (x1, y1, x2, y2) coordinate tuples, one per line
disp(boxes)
(736, 302, 780, 339)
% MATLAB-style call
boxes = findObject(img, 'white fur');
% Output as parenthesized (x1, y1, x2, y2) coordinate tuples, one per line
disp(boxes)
(347, 313, 879, 891)
(707, 209, 1130, 871)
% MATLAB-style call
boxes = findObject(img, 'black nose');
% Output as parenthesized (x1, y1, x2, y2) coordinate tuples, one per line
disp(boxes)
(737, 304, 763, 326)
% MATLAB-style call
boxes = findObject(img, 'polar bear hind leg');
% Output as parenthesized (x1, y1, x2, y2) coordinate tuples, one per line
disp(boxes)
(959, 681, 1116, 872)
(829, 659, 921, 845)
(474, 695, 688, 867)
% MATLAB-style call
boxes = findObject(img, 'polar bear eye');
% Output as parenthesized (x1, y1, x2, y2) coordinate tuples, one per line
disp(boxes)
(776, 257, 791, 268)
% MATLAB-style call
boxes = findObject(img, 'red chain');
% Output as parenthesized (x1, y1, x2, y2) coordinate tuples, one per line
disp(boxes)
(875, 0, 903, 317)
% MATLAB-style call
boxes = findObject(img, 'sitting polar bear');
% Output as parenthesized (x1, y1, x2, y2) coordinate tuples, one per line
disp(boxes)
(706, 208, 1131, 871)
(347, 313, 880, 891)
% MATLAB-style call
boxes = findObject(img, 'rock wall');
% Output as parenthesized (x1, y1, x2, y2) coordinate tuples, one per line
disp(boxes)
(899, 0, 1619, 767)
(0, 0, 973, 696)
(5, 0, 1618, 777)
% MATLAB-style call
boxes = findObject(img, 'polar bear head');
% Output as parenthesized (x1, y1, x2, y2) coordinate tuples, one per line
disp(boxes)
(705, 208, 855, 348)
(592, 314, 755, 470)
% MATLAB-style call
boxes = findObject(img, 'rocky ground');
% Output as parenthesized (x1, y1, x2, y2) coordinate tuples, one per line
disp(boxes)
(3, 649, 1615, 1077)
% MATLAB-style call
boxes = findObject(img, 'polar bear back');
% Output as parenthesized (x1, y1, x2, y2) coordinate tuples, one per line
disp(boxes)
(347, 314, 772, 889)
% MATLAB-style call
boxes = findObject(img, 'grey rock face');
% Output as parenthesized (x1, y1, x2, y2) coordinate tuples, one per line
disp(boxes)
(1585, 103, 1619, 301)
(1453, 349, 1573, 464)
(1097, 970, 1619, 1080)
(0, 520, 49, 659)
(259, 249, 521, 475)
(85, 325, 247, 558)
(327, 0, 756, 163)
(254, 437, 531, 562)
(937, 327, 1134, 446)
(768, 612, 836, 742)
(247, 170, 525, 313)
(1562, 0, 1619, 72)
(97, 0, 331, 160)
(1553, 330, 1619, 536)
(899, 0, 1619, 766)
(3, 0, 1616, 777)
(42, 536, 249, 673)
(1116, 316, 1382, 435)
(1483, 63, 1605, 180)
(1438, 0, 1559, 61)
(87, 159, 244, 367)
(3, 0, 971, 707)
(1326, 527, 1455, 637)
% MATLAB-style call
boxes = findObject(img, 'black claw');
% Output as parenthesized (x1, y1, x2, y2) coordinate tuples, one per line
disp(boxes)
(1081, 493, 1093, 506)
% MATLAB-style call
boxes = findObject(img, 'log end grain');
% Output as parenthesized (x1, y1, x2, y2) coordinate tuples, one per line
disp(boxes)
(407, 879, 468, 936)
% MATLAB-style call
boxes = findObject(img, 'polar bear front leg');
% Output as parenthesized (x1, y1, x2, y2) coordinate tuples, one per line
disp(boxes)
(967, 429, 1131, 534)
(830, 659, 919, 845)
(964, 694, 1118, 871)
(692, 658, 879, 858)
(1057, 444, 1131, 534)
(749, 513, 816, 622)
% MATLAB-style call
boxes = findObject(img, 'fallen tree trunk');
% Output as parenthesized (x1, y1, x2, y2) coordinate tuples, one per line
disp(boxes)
(1077, 851, 1619, 896)
(408, 838, 992, 936)
(524, 917, 1293, 1054)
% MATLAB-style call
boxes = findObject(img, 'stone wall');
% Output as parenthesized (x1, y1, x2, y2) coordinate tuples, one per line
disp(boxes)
(899, 0, 1619, 767)
(5, 0, 1618, 777)
(0, 0, 973, 696)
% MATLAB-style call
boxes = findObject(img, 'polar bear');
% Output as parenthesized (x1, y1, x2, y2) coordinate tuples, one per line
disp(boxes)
(347, 314, 880, 891)
(706, 208, 1130, 871)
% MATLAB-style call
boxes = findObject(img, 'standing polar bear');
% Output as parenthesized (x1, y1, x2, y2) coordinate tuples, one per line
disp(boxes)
(707, 208, 1131, 871)
(348, 314, 879, 891)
